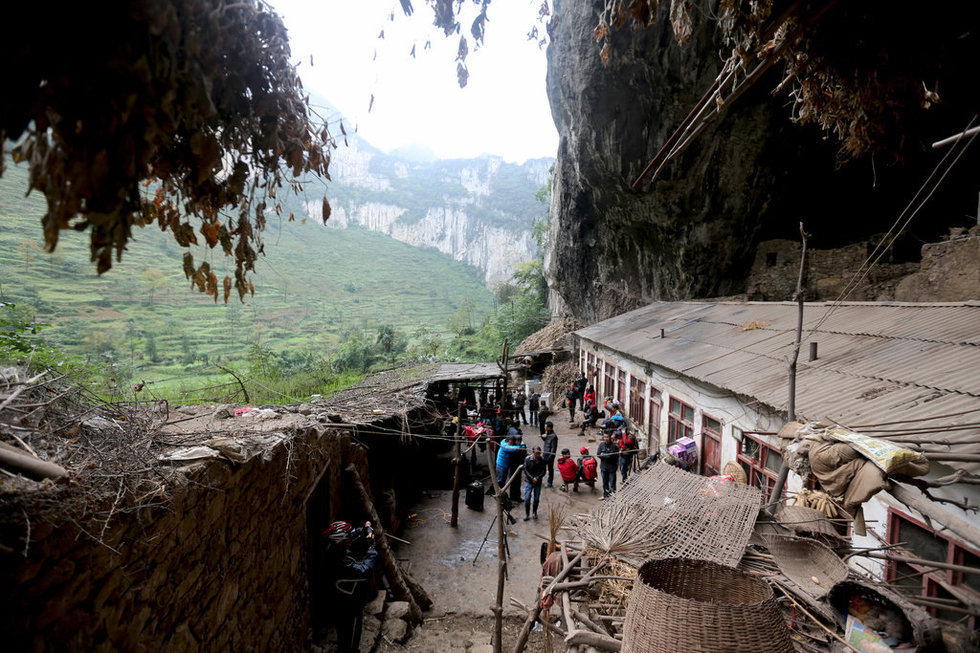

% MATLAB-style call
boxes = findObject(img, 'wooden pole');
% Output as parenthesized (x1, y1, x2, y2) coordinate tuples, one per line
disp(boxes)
(889, 482, 980, 548)
(0, 441, 67, 480)
(451, 401, 465, 527)
(769, 223, 807, 510)
(861, 552, 980, 576)
(512, 549, 586, 653)
(344, 464, 430, 619)
(486, 437, 524, 652)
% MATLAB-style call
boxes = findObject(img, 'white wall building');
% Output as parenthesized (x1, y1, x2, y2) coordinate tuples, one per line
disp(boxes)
(574, 301, 980, 625)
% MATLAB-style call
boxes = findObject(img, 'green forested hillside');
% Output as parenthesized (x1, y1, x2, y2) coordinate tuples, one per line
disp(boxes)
(0, 161, 496, 397)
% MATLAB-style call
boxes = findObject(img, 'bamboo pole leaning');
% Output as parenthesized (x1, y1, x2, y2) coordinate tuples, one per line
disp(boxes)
(344, 464, 430, 620)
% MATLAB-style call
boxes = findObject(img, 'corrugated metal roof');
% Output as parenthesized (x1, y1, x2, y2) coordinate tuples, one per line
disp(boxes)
(576, 301, 980, 474)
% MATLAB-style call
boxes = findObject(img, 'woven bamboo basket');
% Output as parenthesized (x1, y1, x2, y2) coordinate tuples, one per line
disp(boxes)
(622, 558, 793, 653)
(723, 460, 748, 484)
(765, 535, 848, 598)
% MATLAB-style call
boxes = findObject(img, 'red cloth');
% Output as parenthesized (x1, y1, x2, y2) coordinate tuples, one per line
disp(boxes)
(557, 457, 579, 482)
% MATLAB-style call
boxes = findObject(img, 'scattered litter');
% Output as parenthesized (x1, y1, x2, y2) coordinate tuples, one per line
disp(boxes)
(158, 446, 220, 462)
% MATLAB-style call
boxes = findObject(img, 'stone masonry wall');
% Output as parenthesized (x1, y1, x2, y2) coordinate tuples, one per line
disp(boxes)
(744, 231, 980, 302)
(0, 425, 359, 651)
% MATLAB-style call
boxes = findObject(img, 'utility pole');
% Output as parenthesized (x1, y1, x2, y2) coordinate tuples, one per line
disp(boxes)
(769, 222, 807, 510)
(491, 338, 512, 653)
(450, 401, 465, 527)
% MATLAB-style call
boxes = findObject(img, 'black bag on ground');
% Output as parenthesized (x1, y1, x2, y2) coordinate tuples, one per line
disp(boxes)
(465, 481, 485, 511)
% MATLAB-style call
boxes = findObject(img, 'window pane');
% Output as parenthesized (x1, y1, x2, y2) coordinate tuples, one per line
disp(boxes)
(960, 548, 980, 593)
(926, 580, 962, 622)
(740, 460, 752, 482)
(703, 415, 720, 434)
(765, 449, 783, 472)
(890, 562, 925, 593)
(652, 389, 662, 401)
(742, 438, 760, 461)
(897, 518, 947, 564)
(682, 405, 693, 421)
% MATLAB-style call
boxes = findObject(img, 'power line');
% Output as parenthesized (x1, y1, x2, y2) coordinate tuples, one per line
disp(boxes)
(801, 115, 979, 341)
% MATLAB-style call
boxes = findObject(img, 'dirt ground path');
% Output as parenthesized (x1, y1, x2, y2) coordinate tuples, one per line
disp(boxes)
(383, 418, 607, 651)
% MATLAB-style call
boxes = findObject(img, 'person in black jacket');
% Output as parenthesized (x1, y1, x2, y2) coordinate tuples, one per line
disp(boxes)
(565, 383, 578, 423)
(522, 446, 547, 520)
(573, 372, 587, 409)
(540, 421, 559, 487)
(596, 431, 620, 499)
(528, 391, 540, 426)
(324, 521, 379, 653)
(537, 400, 552, 436)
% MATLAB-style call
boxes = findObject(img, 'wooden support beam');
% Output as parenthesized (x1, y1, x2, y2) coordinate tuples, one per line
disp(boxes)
(890, 482, 980, 548)
(345, 464, 430, 620)
(451, 401, 464, 527)
(564, 630, 621, 651)
(0, 441, 67, 480)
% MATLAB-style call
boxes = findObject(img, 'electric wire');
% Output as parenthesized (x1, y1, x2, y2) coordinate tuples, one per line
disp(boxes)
(800, 115, 979, 343)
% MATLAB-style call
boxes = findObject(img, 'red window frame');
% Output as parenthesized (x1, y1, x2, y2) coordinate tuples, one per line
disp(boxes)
(628, 376, 645, 427)
(700, 413, 722, 476)
(648, 389, 662, 443)
(736, 433, 781, 502)
(603, 362, 615, 401)
(886, 509, 979, 628)
(667, 397, 694, 443)
(616, 369, 627, 405)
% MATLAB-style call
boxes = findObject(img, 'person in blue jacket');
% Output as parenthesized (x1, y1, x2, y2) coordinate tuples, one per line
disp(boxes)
(495, 434, 525, 488)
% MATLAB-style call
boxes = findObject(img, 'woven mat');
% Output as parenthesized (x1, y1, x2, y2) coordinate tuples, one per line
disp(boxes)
(601, 463, 762, 568)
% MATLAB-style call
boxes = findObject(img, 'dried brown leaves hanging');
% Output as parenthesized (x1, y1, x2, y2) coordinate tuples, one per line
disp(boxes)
(1, 0, 335, 301)
(594, 0, 974, 160)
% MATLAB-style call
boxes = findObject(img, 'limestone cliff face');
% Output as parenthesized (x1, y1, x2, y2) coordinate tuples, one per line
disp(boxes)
(311, 142, 551, 286)
(328, 201, 538, 285)
(544, 0, 979, 322)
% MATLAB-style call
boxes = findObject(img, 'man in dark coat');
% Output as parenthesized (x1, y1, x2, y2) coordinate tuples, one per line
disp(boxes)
(515, 389, 528, 425)
(522, 446, 547, 520)
(596, 431, 620, 499)
(540, 421, 559, 487)
(573, 372, 587, 409)
(528, 391, 540, 426)
(537, 400, 552, 436)
(324, 521, 379, 653)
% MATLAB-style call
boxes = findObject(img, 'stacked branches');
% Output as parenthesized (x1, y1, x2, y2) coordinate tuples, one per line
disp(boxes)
(0, 367, 183, 549)
(1, 0, 334, 299)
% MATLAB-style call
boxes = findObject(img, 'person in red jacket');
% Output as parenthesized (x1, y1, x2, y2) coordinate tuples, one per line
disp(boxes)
(577, 446, 598, 492)
(556, 448, 579, 492)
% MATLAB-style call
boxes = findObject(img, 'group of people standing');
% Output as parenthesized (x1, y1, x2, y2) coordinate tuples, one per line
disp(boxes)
(494, 420, 560, 520)
(491, 399, 642, 511)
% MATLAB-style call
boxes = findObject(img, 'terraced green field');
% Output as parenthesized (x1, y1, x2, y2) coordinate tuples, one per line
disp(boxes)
(0, 161, 495, 395)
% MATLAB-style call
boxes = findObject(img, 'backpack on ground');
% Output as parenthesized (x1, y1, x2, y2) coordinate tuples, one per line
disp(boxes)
(581, 456, 598, 481)
(465, 481, 485, 511)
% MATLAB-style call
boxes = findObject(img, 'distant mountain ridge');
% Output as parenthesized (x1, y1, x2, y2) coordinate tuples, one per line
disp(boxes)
(309, 101, 553, 286)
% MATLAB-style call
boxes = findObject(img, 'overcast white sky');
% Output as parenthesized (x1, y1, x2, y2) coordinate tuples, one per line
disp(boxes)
(270, 1, 559, 163)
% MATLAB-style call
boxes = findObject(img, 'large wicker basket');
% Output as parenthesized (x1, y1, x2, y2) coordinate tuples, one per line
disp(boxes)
(622, 558, 793, 653)
(766, 535, 848, 599)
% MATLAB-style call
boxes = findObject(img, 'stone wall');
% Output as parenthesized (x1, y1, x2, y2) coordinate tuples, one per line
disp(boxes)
(746, 228, 980, 302)
(0, 425, 359, 651)
(746, 239, 917, 301)
(895, 227, 980, 301)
